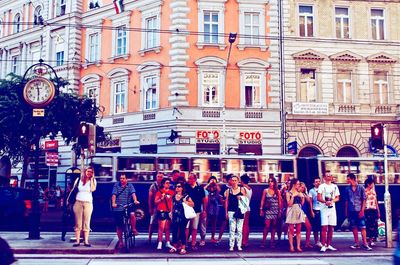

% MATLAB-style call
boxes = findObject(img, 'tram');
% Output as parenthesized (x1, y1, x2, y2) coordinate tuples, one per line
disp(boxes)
(89, 153, 297, 230)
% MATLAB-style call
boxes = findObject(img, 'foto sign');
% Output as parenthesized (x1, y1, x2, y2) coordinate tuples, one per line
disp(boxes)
(238, 131, 262, 144)
(196, 130, 220, 143)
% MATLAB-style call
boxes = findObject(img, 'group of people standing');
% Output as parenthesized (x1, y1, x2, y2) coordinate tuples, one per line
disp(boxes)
(65, 167, 381, 254)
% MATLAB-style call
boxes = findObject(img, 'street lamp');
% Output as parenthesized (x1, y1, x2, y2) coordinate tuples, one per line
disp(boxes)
(221, 32, 237, 155)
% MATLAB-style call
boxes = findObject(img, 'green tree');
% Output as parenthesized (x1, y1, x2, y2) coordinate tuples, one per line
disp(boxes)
(0, 74, 101, 186)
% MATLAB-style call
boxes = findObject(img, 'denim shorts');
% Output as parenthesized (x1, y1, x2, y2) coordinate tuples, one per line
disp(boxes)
(348, 211, 366, 229)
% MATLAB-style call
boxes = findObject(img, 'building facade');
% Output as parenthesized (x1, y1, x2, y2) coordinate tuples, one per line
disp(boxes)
(283, 0, 400, 182)
(80, 0, 282, 156)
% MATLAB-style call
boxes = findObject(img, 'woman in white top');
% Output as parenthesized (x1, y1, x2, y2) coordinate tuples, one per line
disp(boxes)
(240, 174, 252, 247)
(73, 166, 96, 247)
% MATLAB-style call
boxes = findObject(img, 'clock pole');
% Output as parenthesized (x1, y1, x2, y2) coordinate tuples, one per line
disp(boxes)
(22, 59, 59, 240)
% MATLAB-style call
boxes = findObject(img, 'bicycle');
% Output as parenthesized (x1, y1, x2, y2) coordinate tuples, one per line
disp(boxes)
(118, 203, 136, 252)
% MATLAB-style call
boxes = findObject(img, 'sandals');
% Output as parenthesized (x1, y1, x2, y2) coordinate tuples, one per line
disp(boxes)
(169, 248, 177, 253)
(72, 243, 80, 247)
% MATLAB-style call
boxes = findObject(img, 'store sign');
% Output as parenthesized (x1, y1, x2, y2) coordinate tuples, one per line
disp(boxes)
(139, 133, 157, 145)
(292, 102, 329, 115)
(196, 130, 220, 143)
(97, 137, 121, 153)
(238, 131, 262, 144)
(44, 140, 58, 151)
(45, 152, 59, 167)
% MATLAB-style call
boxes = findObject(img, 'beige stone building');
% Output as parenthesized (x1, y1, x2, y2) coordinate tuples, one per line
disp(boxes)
(282, 0, 400, 182)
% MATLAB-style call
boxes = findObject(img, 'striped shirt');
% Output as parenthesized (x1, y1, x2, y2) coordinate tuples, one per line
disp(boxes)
(112, 182, 136, 212)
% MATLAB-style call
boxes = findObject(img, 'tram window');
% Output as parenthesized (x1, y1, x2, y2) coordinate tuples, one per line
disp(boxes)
(192, 159, 220, 183)
(91, 156, 113, 181)
(158, 158, 190, 173)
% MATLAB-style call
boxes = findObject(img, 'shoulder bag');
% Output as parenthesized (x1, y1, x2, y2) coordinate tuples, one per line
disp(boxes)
(66, 178, 79, 206)
(182, 199, 196, 219)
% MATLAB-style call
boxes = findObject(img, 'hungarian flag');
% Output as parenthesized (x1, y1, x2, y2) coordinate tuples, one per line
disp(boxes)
(113, 0, 124, 14)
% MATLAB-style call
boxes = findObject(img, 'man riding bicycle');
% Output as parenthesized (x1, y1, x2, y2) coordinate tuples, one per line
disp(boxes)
(111, 174, 140, 249)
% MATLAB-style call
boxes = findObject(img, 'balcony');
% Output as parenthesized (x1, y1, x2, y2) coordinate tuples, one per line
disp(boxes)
(334, 104, 358, 114)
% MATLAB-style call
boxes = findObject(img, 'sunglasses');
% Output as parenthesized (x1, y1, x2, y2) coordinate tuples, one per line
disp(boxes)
(176, 185, 182, 188)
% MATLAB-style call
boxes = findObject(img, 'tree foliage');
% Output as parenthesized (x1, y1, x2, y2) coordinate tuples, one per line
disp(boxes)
(0, 73, 101, 170)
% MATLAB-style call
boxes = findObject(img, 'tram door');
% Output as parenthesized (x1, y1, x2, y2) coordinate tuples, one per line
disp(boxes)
(297, 147, 321, 189)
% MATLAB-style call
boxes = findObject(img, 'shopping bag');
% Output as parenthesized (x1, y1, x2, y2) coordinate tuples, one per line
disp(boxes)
(378, 219, 385, 237)
(183, 202, 196, 219)
(341, 218, 350, 230)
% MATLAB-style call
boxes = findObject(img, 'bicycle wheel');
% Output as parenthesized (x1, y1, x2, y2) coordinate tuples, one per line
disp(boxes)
(123, 219, 131, 253)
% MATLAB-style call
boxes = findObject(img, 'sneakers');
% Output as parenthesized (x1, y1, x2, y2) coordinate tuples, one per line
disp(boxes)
(370, 242, 376, 246)
(320, 245, 327, 252)
(199, 240, 206, 246)
(157, 241, 162, 250)
(237, 246, 243, 251)
(362, 244, 372, 251)
(165, 241, 174, 249)
(229, 246, 234, 252)
(315, 242, 323, 248)
(350, 243, 360, 249)
(326, 245, 337, 251)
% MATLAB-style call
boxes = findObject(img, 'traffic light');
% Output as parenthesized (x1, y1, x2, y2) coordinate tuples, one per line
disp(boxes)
(370, 123, 384, 151)
(168, 129, 180, 142)
(96, 126, 106, 143)
(78, 122, 90, 148)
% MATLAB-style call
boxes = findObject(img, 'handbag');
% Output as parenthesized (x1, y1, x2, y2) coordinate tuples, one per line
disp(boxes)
(66, 178, 79, 205)
(233, 207, 244, 219)
(182, 202, 196, 219)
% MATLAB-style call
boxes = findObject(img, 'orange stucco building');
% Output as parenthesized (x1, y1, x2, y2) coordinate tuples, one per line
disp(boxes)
(80, 0, 282, 156)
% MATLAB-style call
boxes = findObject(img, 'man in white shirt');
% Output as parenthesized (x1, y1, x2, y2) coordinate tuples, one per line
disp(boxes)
(317, 172, 340, 252)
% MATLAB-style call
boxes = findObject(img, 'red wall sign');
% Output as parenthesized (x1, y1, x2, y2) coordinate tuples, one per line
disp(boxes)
(196, 130, 220, 143)
(44, 140, 58, 150)
(238, 131, 262, 144)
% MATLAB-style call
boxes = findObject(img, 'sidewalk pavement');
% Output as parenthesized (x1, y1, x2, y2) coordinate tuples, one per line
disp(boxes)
(0, 231, 395, 258)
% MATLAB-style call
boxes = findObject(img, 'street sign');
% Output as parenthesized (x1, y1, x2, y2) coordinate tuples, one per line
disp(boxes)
(44, 140, 58, 151)
(32, 109, 44, 117)
(45, 152, 59, 167)
(287, 141, 298, 155)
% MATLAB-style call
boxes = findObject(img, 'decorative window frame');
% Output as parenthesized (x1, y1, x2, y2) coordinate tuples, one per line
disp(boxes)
(237, 0, 268, 51)
(33, 5, 43, 26)
(107, 68, 131, 115)
(138, 2, 162, 56)
(197, 0, 227, 50)
(292, 50, 326, 102)
(88, 0, 102, 10)
(366, 53, 397, 105)
(0, 19, 3, 38)
(109, 11, 132, 62)
(83, 19, 103, 68)
(137, 61, 162, 111)
(237, 58, 269, 108)
(195, 56, 227, 107)
(81, 74, 102, 106)
(50, 30, 66, 68)
(329, 51, 362, 104)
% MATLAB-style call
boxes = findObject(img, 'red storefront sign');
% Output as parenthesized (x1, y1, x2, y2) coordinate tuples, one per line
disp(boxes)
(44, 140, 58, 151)
(196, 130, 220, 143)
(238, 131, 262, 144)
(45, 152, 59, 167)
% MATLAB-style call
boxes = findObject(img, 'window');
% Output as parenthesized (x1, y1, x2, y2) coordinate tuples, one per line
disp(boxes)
(300, 69, 316, 102)
(56, 51, 64, 66)
(145, 16, 158, 49)
(11, 55, 20, 74)
(116, 26, 127, 56)
(335, 7, 349, 39)
(87, 87, 98, 105)
(0, 20, 3, 37)
(204, 11, 219, 44)
(114, 82, 126, 114)
(202, 72, 220, 106)
(14, 14, 21, 33)
(244, 13, 260, 45)
(371, 9, 384, 40)
(336, 70, 352, 103)
(57, 0, 66, 16)
(33, 6, 43, 26)
(30, 49, 40, 64)
(89, 0, 100, 9)
(244, 73, 261, 107)
(88, 33, 99, 62)
(373, 71, 388, 104)
(299, 5, 313, 37)
(144, 76, 157, 110)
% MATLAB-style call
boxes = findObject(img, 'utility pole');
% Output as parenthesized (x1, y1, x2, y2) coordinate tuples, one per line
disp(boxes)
(383, 124, 393, 248)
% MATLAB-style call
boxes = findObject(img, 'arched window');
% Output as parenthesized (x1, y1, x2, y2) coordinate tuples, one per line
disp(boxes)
(298, 146, 321, 157)
(33, 6, 43, 26)
(336, 146, 359, 157)
(14, 14, 21, 33)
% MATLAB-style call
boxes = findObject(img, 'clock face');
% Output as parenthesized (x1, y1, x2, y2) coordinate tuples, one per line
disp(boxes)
(23, 77, 55, 107)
